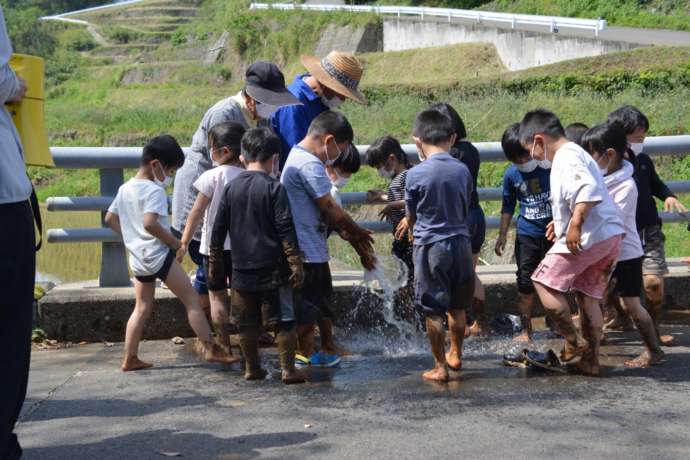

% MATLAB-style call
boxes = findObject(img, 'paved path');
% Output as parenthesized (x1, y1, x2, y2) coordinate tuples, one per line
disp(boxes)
(16, 319, 690, 460)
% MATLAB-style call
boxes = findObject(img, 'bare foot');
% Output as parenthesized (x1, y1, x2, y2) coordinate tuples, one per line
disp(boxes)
(121, 356, 153, 372)
(282, 368, 308, 384)
(660, 335, 676, 346)
(560, 339, 589, 363)
(423, 366, 449, 382)
(469, 322, 488, 337)
(445, 352, 462, 371)
(625, 350, 665, 368)
(245, 368, 268, 381)
(513, 332, 531, 343)
(604, 317, 635, 332)
(197, 341, 241, 365)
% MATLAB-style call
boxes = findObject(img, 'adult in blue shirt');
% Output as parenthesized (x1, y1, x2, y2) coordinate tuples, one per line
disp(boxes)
(271, 51, 367, 171)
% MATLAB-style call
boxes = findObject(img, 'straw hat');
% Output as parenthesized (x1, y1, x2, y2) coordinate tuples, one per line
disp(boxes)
(301, 51, 367, 105)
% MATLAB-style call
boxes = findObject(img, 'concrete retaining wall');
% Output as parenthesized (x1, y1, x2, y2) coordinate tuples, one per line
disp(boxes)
(38, 260, 690, 342)
(314, 22, 382, 58)
(383, 17, 640, 71)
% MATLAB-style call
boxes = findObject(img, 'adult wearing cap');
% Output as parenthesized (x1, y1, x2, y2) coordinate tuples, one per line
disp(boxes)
(0, 5, 35, 459)
(172, 61, 300, 302)
(271, 51, 367, 171)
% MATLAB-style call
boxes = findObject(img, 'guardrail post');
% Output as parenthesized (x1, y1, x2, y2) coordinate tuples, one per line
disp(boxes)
(99, 168, 130, 287)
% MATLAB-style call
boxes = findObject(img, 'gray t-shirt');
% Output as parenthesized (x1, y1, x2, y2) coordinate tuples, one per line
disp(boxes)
(405, 152, 472, 246)
(171, 93, 252, 237)
(280, 145, 332, 263)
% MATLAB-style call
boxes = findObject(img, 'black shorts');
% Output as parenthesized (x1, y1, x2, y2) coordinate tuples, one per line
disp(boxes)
(467, 206, 486, 255)
(295, 262, 334, 326)
(135, 250, 175, 284)
(611, 257, 643, 298)
(231, 288, 282, 331)
(515, 234, 552, 294)
(392, 237, 414, 282)
(202, 251, 232, 292)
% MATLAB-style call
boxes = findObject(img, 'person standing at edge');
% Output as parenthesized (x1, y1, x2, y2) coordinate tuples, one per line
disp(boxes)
(0, 5, 36, 459)
(172, 62, 300, 314)
(271, 51, 367, 171)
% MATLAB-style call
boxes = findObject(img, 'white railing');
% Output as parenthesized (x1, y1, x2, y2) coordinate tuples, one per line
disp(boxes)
(249, 3, 607, 36)
(40, 0, 144, 24)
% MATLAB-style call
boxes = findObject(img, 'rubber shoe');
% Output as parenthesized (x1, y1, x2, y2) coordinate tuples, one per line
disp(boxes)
(295, 353, 310, 368)
(309, 351, 341, 368)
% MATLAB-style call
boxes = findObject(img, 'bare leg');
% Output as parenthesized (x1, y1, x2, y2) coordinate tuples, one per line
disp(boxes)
(319, 318, 347, 355)
(297, 324, 316, 358)
(644, 274, 673, 345)
(239, 326, 267, 380)
(209, 289, 239, 363)
(514, 292, 534, 342)
(619, 296, 665, 368)
(469, 254, 489, 336)
(164, 261, 236, 364)
(577, 294, 603, 376)
(423, 315, 449, 382)
(122, 279, 155, 371)
(446, 309, 466, 371)
(277, 327, 308, 384)
(533, 282, 588, 362)
(199, 293, 211, 321)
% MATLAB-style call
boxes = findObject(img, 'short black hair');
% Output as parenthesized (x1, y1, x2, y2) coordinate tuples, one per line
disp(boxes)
(333, 144, 361, 174)
(607, 105, 650, 135)
(241, 127, 281, 163)
(429, 102, 467, 140)
(519, 109, 566, 144)
(208, 121, 246, 163)
(565, 122, 589, 145)
(580, 122, 628, 159)
(501, 123, 528, 162)
(307, 111, 354, 144)
(412, 109, 455, 145)
(141, 134, 185, 168)
(366, 135, 409, 168)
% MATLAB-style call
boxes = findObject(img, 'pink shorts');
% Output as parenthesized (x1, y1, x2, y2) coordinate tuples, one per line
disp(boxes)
(531, 235, 622, 300)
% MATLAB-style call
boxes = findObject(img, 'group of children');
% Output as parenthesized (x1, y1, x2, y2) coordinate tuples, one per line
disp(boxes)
(105, 94, 684, 382)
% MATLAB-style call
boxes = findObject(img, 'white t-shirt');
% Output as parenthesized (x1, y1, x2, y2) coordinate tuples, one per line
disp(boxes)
(108, 178, 170, 276)
(548, 142, 624, 254)
(193, 164, 244, 256)
(604, 160, 643, 262)
(330, 184, 343, 207)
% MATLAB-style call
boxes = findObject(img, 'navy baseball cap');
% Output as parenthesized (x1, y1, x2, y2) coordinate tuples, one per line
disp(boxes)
(244, 61, 301, 108)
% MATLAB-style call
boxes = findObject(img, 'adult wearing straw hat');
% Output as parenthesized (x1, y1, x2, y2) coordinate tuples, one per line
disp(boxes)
(271, 51, 367, 171)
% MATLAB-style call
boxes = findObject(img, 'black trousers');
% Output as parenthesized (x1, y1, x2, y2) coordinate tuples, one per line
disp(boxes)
(0, 201, 35, 460)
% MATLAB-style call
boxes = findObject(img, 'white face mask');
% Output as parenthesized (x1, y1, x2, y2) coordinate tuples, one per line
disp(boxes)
(255, 102, 279, 120)
(599, 167, 609, 176)
(537, 159, 551, 169)
(378, 166, 394, 179)
(324, 139, 342, 166)
(629, 142, 644, 155)
(516, 159, 538, 173)
(332, 172, 349, 189)
(321, 95, 344, 109)
(153, 163, 172, 189)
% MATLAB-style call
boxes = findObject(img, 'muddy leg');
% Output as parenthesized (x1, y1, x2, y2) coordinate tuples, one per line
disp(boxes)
(577, 294, 603, 376)
(619, 297, 665, 368)
(514, 292, 534, 342)
(277, 326, 308, 384)
(534, 282, 588, 362)
(644, 274, 673, 345)
(239, 326, 267, 380)
(423, 315, 449, 382)
(446, 309, 466, 371)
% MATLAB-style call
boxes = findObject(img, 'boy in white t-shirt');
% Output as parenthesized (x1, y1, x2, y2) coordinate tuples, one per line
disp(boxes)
(177, 122, 246, 361)
(519, 109, 625, 376)
(581, 122, 664, 368)
(105, 135, 234, 371)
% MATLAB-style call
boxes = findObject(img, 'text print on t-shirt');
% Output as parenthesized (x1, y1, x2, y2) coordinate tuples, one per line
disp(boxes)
(516, 178, 551, 221)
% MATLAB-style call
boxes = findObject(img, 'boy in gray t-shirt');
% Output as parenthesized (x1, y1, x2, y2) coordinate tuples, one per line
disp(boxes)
(405, 109, 475, 383)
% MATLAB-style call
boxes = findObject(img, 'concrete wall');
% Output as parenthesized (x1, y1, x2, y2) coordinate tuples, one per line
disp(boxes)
(314, 22, 382, 58)
(383, 18, 640, 71)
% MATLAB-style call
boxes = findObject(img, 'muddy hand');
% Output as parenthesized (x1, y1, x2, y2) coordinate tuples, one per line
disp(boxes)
(394, 217, 410, 241)
(494, 235, 506, 256)
(566, 224, 582, 255)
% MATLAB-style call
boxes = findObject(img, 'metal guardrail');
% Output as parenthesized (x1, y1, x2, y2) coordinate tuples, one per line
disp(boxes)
(46, 135, 690, 286)
(249, 3, 607, 36)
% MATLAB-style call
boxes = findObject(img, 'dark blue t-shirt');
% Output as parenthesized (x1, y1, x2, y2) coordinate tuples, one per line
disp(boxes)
(501, 165, 552, 237)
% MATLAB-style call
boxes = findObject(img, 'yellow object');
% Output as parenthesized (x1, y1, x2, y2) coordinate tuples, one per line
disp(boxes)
(7, 54, 53, 167)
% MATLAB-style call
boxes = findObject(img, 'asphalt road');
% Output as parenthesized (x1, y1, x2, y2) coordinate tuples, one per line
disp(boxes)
(17, 320, 690, 460)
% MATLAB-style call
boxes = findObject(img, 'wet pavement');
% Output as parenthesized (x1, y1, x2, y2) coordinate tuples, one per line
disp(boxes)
(16, 316, 690, 460)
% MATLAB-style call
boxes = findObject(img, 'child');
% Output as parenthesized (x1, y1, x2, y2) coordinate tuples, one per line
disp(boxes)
(327, 144, 360, 207)
(176, 122, 246, 361)
(565, 122, 589, 145)
(495, 123, 553, 342)
(520, 109, 625, 376)
(366, 136, 413, 280)
(432, 102, 488, 337)
(406, 109, 475, 382)
(209, 127, 307, 384)
(104, 135, 233, 371)
(608, 106, 687, 345)
(581, 122, 664, 367)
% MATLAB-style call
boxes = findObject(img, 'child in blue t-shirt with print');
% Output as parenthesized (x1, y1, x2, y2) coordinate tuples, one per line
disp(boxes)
(494, 123, 552, 342)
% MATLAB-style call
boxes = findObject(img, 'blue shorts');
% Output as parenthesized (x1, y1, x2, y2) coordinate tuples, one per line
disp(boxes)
(467, 205, 486, 255)
(171, 228, 207, 295)
(413, 234, 475, 316)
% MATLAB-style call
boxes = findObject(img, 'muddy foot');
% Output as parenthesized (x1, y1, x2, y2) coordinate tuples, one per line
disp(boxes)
(198, 341, 241, 365)
(660, 335, 676, 346)
(625, 350, 665, 368)
(282, 368, 308, 384)
(445, 352, 462, 371)
(560, 340, 590, 363)
(245, 368, 268, 381)
(469, 322, 489, 337)
(121, 356, 153, 372)
(604, 318, 635, 332)
(570, 358, 600, 377)
(423, 366, 449, 382)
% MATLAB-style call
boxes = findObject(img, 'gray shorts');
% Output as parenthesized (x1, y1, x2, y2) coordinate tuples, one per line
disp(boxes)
(413, 234, 475, 316)
(640, 224, 668, 276)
